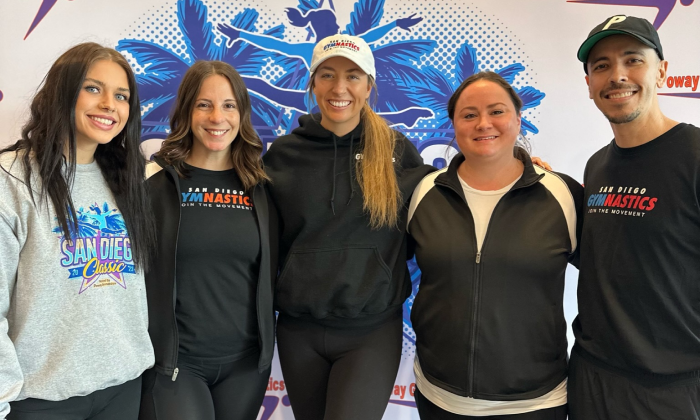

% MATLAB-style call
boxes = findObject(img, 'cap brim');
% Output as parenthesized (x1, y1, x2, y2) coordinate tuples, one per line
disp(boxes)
(577, 29, 658, 63)
(310, 53, 358, 74)
(308, 56, 329, 74)
(309, 51, 375, 79)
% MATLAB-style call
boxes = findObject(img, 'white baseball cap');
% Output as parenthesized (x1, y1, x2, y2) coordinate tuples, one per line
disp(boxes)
(309, 35, 376, 79)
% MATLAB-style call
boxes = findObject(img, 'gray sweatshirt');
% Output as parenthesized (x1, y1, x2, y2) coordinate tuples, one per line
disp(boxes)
(0, 152, 154, 418)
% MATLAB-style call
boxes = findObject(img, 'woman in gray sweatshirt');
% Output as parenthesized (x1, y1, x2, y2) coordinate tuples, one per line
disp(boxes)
(0, 42, 155, 420)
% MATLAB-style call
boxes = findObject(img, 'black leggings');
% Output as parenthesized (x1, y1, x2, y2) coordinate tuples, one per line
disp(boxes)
(414, 388, 567, 420)
(275, 313, 403, 420)
(138, 351, 270, 420)
(8, 377, 141, 420)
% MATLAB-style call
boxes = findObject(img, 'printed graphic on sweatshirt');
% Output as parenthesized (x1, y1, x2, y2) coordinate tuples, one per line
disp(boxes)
(54, 203, 135, 294)
(586, 184, 659, 217)
(181, 186, 253, 210)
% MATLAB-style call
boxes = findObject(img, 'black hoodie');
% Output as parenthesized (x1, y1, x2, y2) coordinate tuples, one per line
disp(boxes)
(263, 114, 434, 327)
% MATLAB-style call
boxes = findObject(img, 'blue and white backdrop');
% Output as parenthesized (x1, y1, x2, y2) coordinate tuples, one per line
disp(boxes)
(2, 0, 700, 418)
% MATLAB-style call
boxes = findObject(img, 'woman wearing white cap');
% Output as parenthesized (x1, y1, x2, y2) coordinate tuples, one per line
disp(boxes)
(263, 35, 433, 420)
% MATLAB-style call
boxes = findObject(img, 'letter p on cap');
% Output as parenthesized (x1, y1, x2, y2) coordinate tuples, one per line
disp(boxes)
(603, 15, 626, 30)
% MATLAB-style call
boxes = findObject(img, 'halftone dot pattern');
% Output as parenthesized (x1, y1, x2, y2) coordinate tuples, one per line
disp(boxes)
(402, 302, 417, 358)
(380, 1, 541, 139)
(121, 2, 186, 65)
(120, 1, 309, 128)
(119, 0, 541, 129)
(206, 2, 311, 47)
(402, 336, 416, 357)
(121, 1, 311, 68)
(261, 57, 285, 84)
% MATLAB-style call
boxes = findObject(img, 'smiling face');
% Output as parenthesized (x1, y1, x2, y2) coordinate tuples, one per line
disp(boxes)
(452, 80, 521, 163)
(190, 74, 240, 158)
(74, 60, 130, 157)
(312, 56, 372, 136)
(585, 34, 667, 125)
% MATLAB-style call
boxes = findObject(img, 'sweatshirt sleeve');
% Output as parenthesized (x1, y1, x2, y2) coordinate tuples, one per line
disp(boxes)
(0, 201, 24, 419)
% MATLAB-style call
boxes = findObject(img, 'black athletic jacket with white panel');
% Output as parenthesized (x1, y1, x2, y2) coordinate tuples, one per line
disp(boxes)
(407, 148, 583, 401)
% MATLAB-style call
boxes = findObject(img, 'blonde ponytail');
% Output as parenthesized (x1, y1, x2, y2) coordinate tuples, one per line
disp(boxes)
(357, 102, 401, 229)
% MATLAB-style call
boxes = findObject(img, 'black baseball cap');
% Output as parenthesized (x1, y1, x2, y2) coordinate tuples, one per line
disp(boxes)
(578, 15, 663, 73)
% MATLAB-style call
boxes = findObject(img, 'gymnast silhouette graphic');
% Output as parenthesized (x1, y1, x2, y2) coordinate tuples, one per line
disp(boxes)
(218, 6, 434, 128)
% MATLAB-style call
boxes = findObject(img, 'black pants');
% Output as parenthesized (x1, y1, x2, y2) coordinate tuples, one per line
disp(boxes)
(138, 351, 270, 420)
(568, 348, 700, 420)
(275, 313, 403, 420)
(414, 388, 567, 420)
(8, 377, 141, 420)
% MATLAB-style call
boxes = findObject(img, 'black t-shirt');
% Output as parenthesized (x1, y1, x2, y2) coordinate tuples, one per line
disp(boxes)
(175, 164, 261, 361)
(574, 123, 700, 379)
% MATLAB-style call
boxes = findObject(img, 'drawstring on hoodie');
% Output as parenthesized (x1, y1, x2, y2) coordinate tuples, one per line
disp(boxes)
(347, 133, 356, 206)
(329, 132, 358, 215)
(330, 134, 338, 215)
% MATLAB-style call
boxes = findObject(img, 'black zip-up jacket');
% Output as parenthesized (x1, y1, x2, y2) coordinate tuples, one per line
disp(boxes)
(407, 149, 583, 400)
(263, 114, 434, 327)
(144, 158, 278, 379)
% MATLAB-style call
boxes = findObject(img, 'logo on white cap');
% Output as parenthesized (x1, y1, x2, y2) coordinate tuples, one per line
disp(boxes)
(310, 34, 376, 79)
(323, 39, 361, 52)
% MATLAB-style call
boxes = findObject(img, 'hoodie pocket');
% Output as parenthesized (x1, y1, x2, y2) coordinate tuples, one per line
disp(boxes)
(275, 245, 392, 319)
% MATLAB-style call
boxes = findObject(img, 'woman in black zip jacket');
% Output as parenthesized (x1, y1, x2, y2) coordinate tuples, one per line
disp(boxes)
(138, 61, 277, 420)
(262, 34, 433, 420)
(407, 72, 583, 419)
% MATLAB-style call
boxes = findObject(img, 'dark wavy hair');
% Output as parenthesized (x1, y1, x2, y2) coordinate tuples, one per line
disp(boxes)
(155, 60, 269, 190)
(0, 42, 155, 270)
(447, 71, 530, 152)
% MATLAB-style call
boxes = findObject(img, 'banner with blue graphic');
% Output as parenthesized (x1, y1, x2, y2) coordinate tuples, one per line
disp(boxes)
(2, 0, 700, 418)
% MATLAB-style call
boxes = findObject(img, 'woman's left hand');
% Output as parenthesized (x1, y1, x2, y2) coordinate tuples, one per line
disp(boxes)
(531, 156, 552, 171)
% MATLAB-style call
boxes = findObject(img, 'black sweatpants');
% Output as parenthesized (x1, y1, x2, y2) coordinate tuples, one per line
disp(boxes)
(414, 388, 567, 420)
(8, 377, 141, 420)
(568, 348, 700, 420)
(138, 351, 270, 420)
(275, 313, 403, 420)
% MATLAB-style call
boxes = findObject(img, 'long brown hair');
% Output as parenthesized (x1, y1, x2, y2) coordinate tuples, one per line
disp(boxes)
(308, 75, 401, 229)
(1, 42, 155, 270)
(155, 60, 269, 189)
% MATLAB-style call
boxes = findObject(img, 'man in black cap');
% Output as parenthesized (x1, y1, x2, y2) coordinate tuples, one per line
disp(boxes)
(569, 15, 700, 419)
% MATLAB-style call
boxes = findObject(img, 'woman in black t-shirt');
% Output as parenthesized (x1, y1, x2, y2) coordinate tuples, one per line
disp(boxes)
(139, 61, 277, 420)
